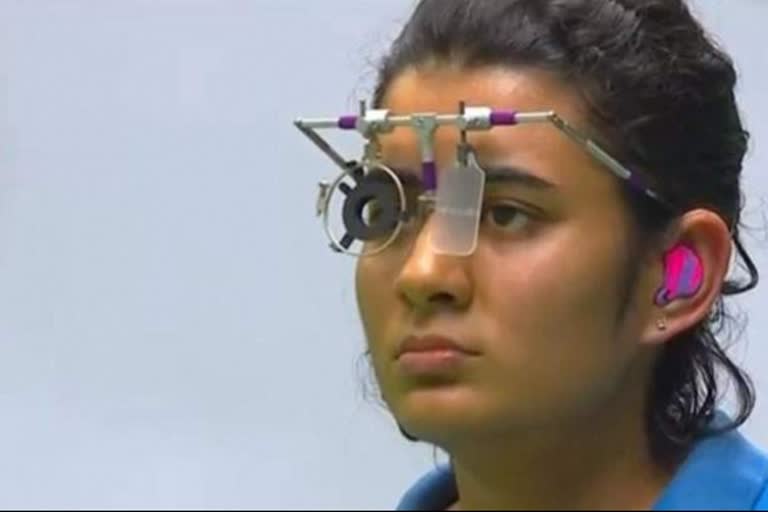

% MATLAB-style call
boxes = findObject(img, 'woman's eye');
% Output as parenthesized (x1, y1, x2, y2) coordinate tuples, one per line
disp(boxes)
(483, 203, 532, 232)
(364, 200, 382, 224)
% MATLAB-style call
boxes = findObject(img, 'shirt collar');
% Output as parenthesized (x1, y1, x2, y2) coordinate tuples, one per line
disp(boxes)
(396, 414, 768, 510)
(652, 413, 768, 510)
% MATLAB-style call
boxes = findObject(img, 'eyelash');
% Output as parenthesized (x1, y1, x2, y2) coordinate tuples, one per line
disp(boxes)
(480, 201, 537, 234)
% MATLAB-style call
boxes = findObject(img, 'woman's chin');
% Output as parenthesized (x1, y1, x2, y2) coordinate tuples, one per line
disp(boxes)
(391, 386, 498, 442)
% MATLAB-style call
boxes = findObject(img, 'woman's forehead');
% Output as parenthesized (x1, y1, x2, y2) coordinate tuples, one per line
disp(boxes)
(379, 66, 602, 188)
(382, 65, 582, 115)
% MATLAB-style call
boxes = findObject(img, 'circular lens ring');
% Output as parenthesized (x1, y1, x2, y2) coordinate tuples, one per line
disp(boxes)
(322, 162, 407, 257)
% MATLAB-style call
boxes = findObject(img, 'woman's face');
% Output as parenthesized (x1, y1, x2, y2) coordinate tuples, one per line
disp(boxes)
(356, 65, 660, 444)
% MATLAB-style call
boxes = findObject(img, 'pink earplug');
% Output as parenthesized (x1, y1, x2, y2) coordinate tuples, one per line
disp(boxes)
(654, 244, 703, 306)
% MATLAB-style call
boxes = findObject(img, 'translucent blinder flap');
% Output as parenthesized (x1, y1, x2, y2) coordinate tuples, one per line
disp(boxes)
(431, 160, 486, 256)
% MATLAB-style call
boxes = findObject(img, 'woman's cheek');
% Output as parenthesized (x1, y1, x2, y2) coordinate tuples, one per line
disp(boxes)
(355, 260, 398, 379)
(471, 236, 628, 402)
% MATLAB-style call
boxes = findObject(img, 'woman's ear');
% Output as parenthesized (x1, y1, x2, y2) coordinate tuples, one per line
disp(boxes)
(640, 209, 732, 346)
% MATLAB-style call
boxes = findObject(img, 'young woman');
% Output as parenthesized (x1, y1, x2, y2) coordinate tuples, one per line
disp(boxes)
(340, 0, 768, 509)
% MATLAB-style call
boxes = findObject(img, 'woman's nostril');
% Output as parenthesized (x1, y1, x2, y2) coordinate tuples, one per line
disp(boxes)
(430, 292, 457, 305)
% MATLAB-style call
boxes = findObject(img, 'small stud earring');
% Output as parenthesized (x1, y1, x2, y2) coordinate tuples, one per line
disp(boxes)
(656, 318, 668, 332)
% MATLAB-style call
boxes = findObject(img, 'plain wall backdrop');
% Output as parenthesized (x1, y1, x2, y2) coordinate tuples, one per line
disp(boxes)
(0, 0, 765, 508)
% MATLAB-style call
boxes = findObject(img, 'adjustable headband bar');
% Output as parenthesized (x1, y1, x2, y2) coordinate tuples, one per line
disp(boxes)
(295, 108, 537, 133)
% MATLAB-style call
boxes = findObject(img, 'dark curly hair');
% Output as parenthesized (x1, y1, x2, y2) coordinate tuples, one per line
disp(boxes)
(372, 0, 758, 466)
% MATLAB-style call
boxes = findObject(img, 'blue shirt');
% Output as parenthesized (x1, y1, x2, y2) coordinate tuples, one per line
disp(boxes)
(396, 417, 768, 510)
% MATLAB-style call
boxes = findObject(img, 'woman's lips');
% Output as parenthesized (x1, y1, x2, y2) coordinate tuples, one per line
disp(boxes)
(396, 335, 479, 377)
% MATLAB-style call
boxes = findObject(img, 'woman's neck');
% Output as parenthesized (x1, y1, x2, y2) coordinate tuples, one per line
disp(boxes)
(446, 401, 677, 510)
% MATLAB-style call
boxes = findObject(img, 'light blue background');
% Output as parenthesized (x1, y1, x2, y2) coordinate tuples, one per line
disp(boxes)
(0, 0, 764, 509)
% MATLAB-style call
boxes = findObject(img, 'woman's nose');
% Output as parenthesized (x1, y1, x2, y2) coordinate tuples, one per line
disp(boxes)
(394, 216, 473, 314)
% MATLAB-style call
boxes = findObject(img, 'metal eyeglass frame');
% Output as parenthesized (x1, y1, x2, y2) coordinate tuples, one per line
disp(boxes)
(294, 101, 672, 256)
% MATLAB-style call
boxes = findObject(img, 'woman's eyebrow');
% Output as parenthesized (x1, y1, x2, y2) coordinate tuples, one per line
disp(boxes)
(483, 165, 559, 190)
(381, 165, 558, 190)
